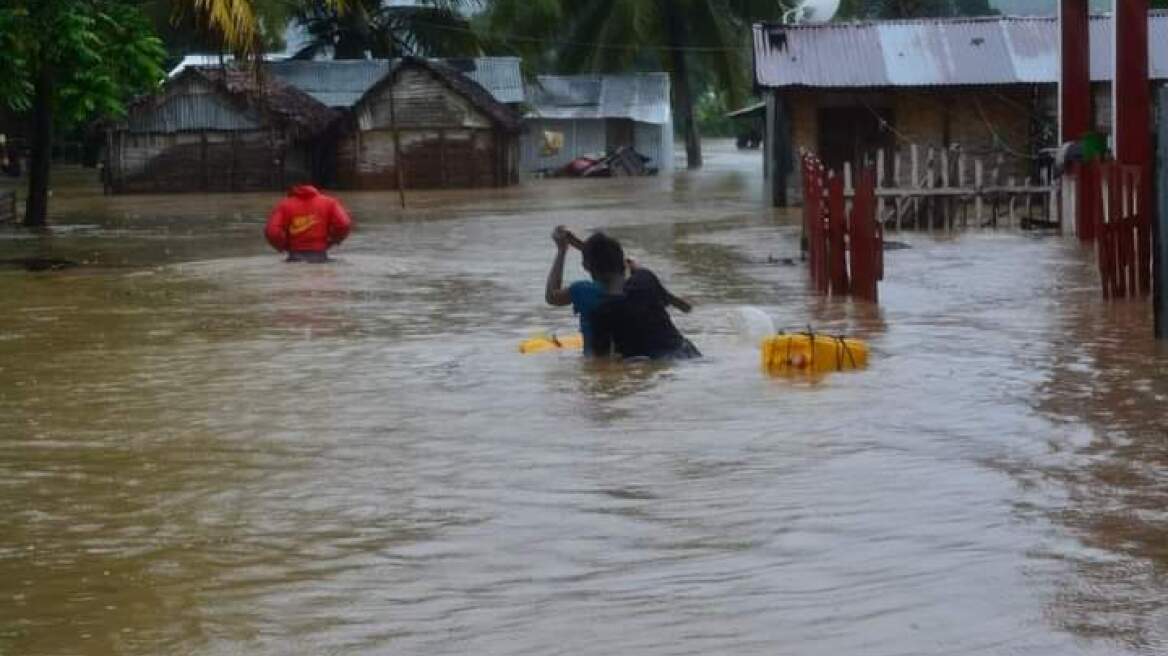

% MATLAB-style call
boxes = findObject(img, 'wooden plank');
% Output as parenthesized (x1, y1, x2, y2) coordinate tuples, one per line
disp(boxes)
(828, 173, 849, 295)
(1158, 84, 1168, 337)
(388, 85, 407, 207)
(941, 149, 951, 228)
(975, 158, 984, 226)
(850, 168, 880, 303)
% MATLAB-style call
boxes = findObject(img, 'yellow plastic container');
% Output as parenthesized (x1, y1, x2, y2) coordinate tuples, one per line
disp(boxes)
(761, 333, 869, 375)
(519, 333, 584, 354)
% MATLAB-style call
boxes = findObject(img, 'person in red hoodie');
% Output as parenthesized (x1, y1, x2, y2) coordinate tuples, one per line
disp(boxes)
(265, 183, 353, 262)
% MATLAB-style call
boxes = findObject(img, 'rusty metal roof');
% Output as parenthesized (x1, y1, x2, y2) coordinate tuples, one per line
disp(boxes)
(753, 13, 1168, 88)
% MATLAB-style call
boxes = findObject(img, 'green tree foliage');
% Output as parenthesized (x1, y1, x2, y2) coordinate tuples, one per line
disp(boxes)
(292, 0, 482, 60)
(2, 1, 166, 226)
(482, 0, 785, 169)
(139, 0, 295, 60)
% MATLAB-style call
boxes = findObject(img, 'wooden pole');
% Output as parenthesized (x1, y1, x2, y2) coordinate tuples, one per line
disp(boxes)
(1156, 85, 1167, 338)
(1060, 0, 1091, 237)
(1114, 0, 1152, 295)
(388, 76, 407, 209)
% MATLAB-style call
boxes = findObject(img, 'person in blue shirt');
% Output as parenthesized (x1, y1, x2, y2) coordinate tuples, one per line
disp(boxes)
(545, 225, 696, 357)
(545, 226, 606, 354)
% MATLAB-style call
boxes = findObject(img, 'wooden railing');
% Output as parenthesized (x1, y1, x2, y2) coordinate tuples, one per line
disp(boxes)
(1087, 162, 1152, 299)
(819, 145, 1058, 230)
(801, 152, 883, 303)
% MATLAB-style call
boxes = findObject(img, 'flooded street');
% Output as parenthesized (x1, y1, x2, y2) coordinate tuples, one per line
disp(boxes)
(1, 141, 1166, 655)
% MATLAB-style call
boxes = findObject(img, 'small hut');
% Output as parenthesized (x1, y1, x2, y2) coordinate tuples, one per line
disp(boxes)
(332, 57, 523, 190)
(520, 74, 674, 175)
(106, 67, 336, 193)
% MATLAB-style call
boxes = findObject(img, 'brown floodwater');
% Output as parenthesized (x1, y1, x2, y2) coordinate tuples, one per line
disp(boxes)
(1, 141, 1166, 655)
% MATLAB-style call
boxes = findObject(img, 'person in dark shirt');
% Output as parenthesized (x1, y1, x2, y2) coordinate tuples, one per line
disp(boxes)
(582, 233, 701, 360)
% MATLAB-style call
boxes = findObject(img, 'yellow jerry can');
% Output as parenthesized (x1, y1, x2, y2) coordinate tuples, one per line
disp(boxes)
(761, 333, 869, 375)
(519, 333, 584, 354)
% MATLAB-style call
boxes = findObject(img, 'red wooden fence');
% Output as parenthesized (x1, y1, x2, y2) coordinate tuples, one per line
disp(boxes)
(801, 153, 884, 303)
(1085, 162, 1152, 300)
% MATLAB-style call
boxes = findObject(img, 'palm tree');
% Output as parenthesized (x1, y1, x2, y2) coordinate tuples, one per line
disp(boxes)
(166, 0, 348, 56)
(291, 0, 482, 60)
(483, 0, 782, 169)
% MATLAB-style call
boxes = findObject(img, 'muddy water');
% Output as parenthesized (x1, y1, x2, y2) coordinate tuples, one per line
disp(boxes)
(1, 142, 1166, 655)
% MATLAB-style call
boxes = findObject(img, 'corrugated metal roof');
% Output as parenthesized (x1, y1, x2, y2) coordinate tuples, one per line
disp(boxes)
(527, 74, 672, 125)
(262, 57, 524, 107)
(754, 13, 1168, 88)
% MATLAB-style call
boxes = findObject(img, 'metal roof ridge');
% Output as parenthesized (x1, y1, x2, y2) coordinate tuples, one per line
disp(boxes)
(756, 12, 1168, 30)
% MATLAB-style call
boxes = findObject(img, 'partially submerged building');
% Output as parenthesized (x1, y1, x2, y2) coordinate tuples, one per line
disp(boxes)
(521, 74, 674, 175)
(266, 57, 526, 111)
(753, 13, 1168, 205)
(331, 57, 523, 190)
(106, 67, 336, 193)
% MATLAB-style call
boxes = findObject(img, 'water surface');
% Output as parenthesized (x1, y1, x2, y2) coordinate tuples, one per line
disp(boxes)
(2, 142, 1166, 655)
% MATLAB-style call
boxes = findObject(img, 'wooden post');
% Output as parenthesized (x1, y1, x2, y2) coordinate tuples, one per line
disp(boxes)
(850, 168, 880, 303)
(958, 154, 968, 227)
(975, 158, 985, 226)
(1004, 177, 1013, 226)
(828, 173, 849, 295)
(200, 132, 209, 191)
(439, 130, 448, 188)
(1156, 85, 1168, 338)
(387, 76, 407, 209)
(1061, 0, 1092, 237)
(911, 145, 920, 227)
(941, 148, 951, 229)
(1115, 0, 1152, 295)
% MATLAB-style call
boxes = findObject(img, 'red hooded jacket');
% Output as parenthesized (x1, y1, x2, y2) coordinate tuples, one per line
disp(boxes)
(265, 185, 352, 253)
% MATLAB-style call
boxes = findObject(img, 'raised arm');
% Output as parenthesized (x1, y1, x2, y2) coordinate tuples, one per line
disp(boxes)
(545, 226, 573, 306)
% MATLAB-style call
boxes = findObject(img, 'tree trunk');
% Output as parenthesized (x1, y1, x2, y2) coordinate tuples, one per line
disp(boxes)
(664, 5, 702, 169)
(24, 64, 54, 228)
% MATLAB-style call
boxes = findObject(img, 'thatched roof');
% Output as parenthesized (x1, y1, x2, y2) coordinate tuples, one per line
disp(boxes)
(124, 66, 338, 136)
(354, 56, 523, 132)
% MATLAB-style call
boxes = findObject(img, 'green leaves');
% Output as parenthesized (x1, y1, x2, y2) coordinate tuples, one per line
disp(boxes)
(0, 8, 34, 110)
(2, 1, 166, 126)
(292, 0, 483, 59)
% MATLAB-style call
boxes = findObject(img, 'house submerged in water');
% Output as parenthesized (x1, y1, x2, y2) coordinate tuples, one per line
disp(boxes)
(753, 13, 1168, 206)
(521, 74, 674, 175)
(330, 57, 523, 190)
(106, 57, 524, 193)
(105, 67, 336, 193)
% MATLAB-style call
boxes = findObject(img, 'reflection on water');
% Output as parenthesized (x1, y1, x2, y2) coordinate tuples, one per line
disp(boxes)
(1, 142, 1166, 655)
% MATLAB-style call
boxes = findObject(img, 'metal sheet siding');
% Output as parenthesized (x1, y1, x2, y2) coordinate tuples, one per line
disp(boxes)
(519, 118, 672, 173)
(462, 58, 525, 104)
(127, 87, 261, 133)
(754, 13, 1168, 88)
(634, 121, 674, 172)
(266, 60, 388, 108)
(266, 57, 524, 108)
(520, 118, 607, 173)
(528, 74, 672, 125)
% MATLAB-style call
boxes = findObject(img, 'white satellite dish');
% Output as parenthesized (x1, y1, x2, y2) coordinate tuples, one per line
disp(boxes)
(783, 0, 841, 24)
